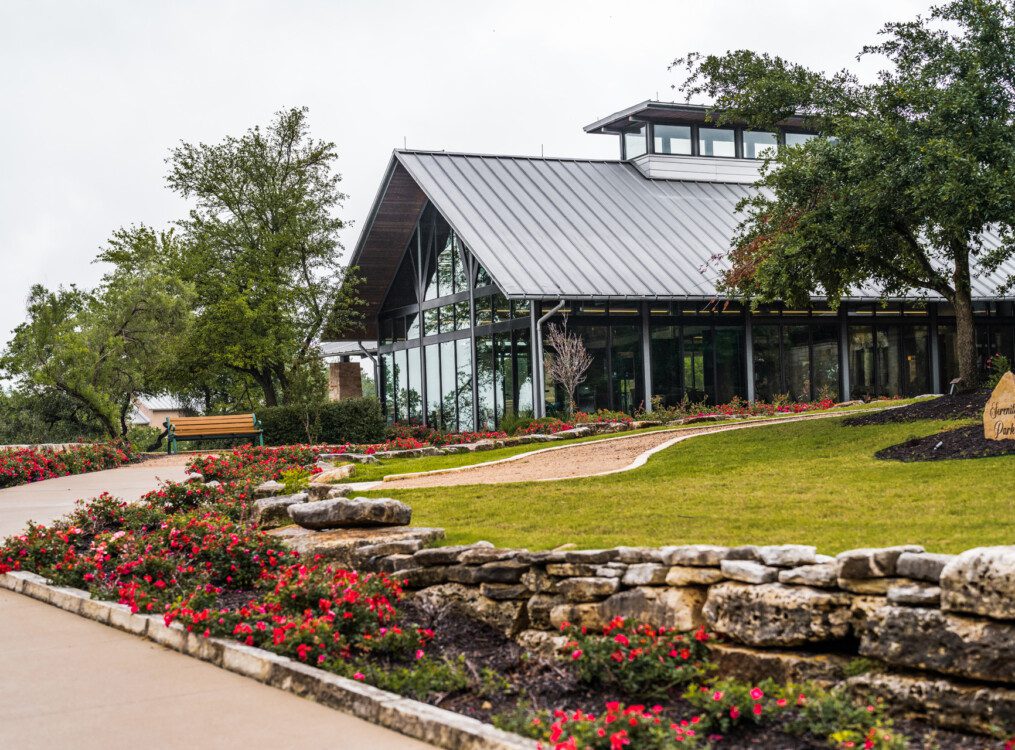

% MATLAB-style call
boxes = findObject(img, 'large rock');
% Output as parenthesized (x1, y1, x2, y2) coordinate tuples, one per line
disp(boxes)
(310, 465, 354, 484)
(778, 563, 838, 589)
(836, 545, 924, 579)
(847, 673, 1015, 735)
(287, 496, 411, 530)
(555, 577, 620, 602)
(252, 492, 306, 528)
(940, 546, 1015, 620)
(412, 583, 526, 637)
(665, 565, 725, 586)
(598, 586, 706, 630)
(267, 525, 444, 566)
(756, 545, 817, 567)
(253, 480, 285, 499)
(668, 545, 728, 567)
(703, 582, 853, 647)
(720, 560, 779, 584)
(896, 552, 955, 583)
(887, 582, 941, 607)
(621, 563, 668, 586)
(711, 643, 852, 685)
(858, 605, 1015, 683)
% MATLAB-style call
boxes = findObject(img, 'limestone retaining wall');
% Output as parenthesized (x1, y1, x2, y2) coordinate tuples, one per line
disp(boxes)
(282, 532, 1015, 735)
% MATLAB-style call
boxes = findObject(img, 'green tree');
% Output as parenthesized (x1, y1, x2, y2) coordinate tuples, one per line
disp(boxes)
(674, 0, 1015, 387)
(166, 107, 363, 407)
(2, 227, 191, 437)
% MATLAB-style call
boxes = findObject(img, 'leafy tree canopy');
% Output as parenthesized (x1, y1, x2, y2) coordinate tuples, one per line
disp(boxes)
(165, 106, 363, 406)
(673, 0, 1015, 385)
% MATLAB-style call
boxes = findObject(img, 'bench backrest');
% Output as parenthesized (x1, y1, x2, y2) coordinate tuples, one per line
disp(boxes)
(167, 414, 260, 437)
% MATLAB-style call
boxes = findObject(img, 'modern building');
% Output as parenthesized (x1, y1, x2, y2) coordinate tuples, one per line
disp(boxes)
(339, 101, 1015, 429)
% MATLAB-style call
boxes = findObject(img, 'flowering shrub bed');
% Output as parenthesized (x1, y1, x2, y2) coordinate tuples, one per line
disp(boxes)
(0, 441, 135, 489)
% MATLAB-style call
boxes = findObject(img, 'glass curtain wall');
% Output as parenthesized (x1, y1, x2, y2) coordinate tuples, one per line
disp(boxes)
(847, 306, 932, 399)
(751, 309, 841, 402)
(376, 203, 534, 430)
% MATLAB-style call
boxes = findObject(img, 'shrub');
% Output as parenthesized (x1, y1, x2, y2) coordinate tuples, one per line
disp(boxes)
(0, 441, 136, 489)
(259, 398, 385, 446)
(562, 617, 713, 700)
(985, 353, 1012, 389)
(526, 703, 704, 750)
(279, 467, 312, 494)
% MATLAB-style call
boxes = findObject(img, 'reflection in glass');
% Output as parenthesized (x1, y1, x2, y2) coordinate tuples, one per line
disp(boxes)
(650, 325, 681, 407)
(901, 326, 929, 395)
(492, 293, 511, 323)
(514, 329, 533, 414)
(752, 324, 782, 402)
(406, 311, 420, 339)
(624, 126, 647, 159)
(785, 325, 811, 400)
(784, 132, 817, 147)
(653, 124, 692, 155)
(406, 347, 422, 423)
(699, 127, 735, 157)
(495, 333, 512, 422)
(425, 344, 441, 427)
(454, 300, 470, 331)
(611, 326, 642, 414)
(743, 131, 777, 159)
(875, 327, 901, 397)
(475, 295, 493, 327)
(395, 349, 409, 421)
(456, 338, 474, 431)
(440, 340, 457, 431)
(811, 322, 839, 400)
(848, 327, 874, 399)
(476, 265, 492, 287)
(683, 326, 712, 402)
(715, 327, 744, 403)
(476, 336, 496, 429)
(423, 307, 439, 337)
(381, 353, 396, 422)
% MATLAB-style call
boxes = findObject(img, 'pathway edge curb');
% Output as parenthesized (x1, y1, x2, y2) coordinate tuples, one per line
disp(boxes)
(0, 570, 536, 750)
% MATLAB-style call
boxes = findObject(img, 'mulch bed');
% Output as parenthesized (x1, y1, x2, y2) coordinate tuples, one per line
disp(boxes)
(844, 391, 989, 426)
(399, 600, 986, 749)
(875, 423, 1015, 462)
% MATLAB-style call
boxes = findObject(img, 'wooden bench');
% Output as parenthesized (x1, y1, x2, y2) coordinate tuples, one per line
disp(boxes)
(164, 414, 264, 454)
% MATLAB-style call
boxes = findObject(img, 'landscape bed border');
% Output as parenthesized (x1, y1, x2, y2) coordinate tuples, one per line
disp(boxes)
(0, 570, 536, 750)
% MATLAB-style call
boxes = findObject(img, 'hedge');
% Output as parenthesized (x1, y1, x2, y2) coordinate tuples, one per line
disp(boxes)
(258, 398, 385, 446)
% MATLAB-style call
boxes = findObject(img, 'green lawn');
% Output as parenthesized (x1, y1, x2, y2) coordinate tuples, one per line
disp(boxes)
(349, 398, 932, 482)
(360, 416, 1014, 555)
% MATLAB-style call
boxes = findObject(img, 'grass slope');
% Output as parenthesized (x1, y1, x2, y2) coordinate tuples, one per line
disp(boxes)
(349, 399, 931, 482)
(361, 416, 1014, 554)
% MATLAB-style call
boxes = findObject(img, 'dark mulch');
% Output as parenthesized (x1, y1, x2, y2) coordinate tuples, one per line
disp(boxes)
(399, 600, 987, 749)
(844, 391, 989, 426)
(876, 423, 1015, 462)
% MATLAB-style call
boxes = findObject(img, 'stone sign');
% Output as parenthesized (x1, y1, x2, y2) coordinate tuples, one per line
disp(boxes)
(983, 371, 1015, 440)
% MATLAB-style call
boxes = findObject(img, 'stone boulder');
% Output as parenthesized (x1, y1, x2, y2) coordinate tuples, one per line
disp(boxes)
(555, 577, 620, 602)
(703, 582, 853, 647)
(598, 586, 706, 631)
(720, 560, 779, 584)
(940, 546, 1015, 620)
(778, 562, 838, 589)
(846, 672, 1015, 736)
(307, 484, 351, 502)
(310, 465, 355, 484)
(253, 480, 285, 499)
(668, 545, 728, 567)
(836, 545, 924, 579)
(858, 605, 1015, 683)
(896, 552, 955, 583)
(412, 583, 526, 637)
(287, 496, 411, 530)
(756, 544, 817, 567)
(252, 492, 306, 528)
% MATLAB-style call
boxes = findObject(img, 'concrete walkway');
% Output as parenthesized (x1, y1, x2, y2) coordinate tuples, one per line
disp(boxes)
(0, 463, 433, 749)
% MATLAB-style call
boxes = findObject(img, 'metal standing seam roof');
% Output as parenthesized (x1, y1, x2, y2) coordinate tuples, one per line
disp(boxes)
(354, 150, 1014, 302)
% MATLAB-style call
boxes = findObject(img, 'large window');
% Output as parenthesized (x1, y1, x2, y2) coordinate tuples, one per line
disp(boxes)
(784, 132, 817, 147)
(611, 326, 643, 414)
(653, 124, 692, 155)
(743, 131, 777, 159)
(698, 127, 735, 157)
(623, 126, 647, 159)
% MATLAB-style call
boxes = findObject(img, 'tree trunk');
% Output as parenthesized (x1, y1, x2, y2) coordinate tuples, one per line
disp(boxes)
(951, 250, 979, 389)
(256, 369, 279, 407)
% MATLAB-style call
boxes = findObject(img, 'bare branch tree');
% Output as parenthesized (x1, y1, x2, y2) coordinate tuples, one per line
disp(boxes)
(545, 322, 593, 417)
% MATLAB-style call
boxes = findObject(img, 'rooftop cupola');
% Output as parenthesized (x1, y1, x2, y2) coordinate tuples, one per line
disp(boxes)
(584, 101, 817, 183)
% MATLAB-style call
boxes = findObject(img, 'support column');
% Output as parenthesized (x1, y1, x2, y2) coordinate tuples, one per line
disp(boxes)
(640, 302, 653, 412)
(929, 303, 942, 394)
(839, 306, 851, 400)
(530, 306, 543, 417)
(744, 309, 755, 403)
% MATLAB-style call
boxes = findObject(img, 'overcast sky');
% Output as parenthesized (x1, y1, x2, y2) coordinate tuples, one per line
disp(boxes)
(0, 0, 937, 342)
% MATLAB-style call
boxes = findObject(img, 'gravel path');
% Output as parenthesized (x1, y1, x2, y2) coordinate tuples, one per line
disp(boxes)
(382, 412, 851, 489)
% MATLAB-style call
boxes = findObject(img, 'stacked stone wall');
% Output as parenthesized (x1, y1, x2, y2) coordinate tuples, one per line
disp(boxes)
(284, 532, 1014, 734)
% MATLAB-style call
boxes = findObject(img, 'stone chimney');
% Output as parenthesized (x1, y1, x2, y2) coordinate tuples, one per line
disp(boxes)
(328, 362, 363, 401)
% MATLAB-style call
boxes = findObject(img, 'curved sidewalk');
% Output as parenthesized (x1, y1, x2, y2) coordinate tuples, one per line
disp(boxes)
(0, 464, 433, 750)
